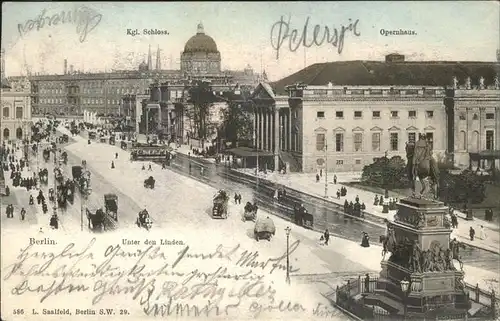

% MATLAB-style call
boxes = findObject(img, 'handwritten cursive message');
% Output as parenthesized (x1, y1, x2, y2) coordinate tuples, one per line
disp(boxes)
(2, 238, 317, 319)
(17, 6, 103, 43)
(270, 16, 360, 59)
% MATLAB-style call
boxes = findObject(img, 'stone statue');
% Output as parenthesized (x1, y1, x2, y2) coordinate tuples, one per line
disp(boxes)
(495, 75, 500, 90)
(417, 212, 426, 228)
(453, 76, 459, 89)
(422, 250, 431, 272)
(405, 134, 440, 199)
(410, 240, 422, 273)
(479, 76, 485, 89)
(465, 77, 471, 89)
(445, 249, 454, 270)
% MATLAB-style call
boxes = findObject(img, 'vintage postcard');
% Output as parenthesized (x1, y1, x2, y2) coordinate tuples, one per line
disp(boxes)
(1, 1, 499, 320)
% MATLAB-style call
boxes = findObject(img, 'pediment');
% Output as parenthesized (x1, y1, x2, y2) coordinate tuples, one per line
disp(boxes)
(388, 126, 400, 131)
(314, 127, 327, 132)
(370, 126, 383, 131)
(406, 126, 418, 131)
(424, 125, 436, 131)
(251, 82, 276, 101)
(333, 126, 345, 132)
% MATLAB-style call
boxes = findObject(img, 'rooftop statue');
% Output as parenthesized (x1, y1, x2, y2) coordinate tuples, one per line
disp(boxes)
(452, 76, 458, 89)
(465, 77, 471, 90)
(479, 76, 485, 90)
(405, 134, 440, 199)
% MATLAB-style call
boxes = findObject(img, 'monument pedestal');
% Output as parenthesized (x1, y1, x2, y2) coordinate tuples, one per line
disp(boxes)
(371, 198, 469, 317)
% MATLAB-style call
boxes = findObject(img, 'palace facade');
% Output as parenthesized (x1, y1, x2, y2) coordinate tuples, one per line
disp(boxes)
(8, 23, 263, 117)
(251, 54, 500, 172)
(1, 77, 32, 142)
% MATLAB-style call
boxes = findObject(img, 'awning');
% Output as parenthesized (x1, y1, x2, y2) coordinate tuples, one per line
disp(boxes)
(226, 147, 274, 157)
(469, 150, 500, 160)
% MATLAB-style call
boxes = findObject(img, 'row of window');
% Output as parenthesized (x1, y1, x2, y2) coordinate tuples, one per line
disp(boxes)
(457, 130, 495, 151)
(40, 87, 144, 95)
(316, 110, 435, 119)
(459, 112, 495, 120)
(2, 107, 24, 119)
(39, 98, 122, 105)
(315, 132, 434, 153)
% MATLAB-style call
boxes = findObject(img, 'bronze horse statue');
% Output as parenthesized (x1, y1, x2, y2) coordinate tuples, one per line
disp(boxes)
(405, 135, 440, 199)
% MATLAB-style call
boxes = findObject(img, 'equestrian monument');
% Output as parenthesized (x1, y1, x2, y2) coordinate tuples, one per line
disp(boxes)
(364, 137, 469, 318)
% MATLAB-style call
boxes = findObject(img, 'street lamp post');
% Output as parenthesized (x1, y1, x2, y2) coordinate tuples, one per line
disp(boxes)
(324, 141, 328, 198)
(52, 148, 59, 223)
(400, 278, 410, 320)
(285, 226, 291, 284)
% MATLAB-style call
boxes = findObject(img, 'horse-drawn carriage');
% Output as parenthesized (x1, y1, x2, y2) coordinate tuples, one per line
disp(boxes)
(109, 136, 116, 145)
(43, 149, 50, 162)
(243, 202, 258, 221)
(88, 131, 97, 140)
(144, 176, 155, 189)
(136, 209, 152, 230)
(38, 168, 49, 185)
(212, 190, 229, 219)
(60, 134, 69, 143)
(254, 216, 276, 241)
(61, 151, 68, 165)
(86, 194, 118, 232)
(120, 141, 128, 150)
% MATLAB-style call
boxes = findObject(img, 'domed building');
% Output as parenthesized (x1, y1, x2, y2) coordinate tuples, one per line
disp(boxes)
(181, 23, 221, 75)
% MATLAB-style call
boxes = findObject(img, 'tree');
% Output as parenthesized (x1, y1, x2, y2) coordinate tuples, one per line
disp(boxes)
(361, 156, 409, 190)
(439, 169, 486, 205)
(186, 80, 218, 148)
(219, 90, 254, 148)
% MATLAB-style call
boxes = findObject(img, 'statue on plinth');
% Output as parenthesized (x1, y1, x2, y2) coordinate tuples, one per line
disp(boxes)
(479, 76, 485, 89)
(405, 134, 440, 199)
(452, 76, 459, 89)
(495, 75, 500, 90)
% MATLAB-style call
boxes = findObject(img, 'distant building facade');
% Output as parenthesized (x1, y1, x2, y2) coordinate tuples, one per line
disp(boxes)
(253, 54, 499, 173)
(1, 77, 32, 142)
(9, 23, 263, 118)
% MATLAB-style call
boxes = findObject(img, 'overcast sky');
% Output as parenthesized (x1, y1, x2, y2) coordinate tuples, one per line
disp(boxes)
(2, 1, 499, 81)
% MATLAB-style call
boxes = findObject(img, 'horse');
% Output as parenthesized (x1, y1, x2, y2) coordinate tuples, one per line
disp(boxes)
(405, 140, 440, 199)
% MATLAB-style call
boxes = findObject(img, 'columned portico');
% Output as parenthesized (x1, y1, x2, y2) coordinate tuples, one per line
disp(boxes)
(251, 83, 297, 172)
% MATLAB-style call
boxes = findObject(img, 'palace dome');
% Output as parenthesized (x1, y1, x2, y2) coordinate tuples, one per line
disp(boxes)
(183, 23, 218, 54)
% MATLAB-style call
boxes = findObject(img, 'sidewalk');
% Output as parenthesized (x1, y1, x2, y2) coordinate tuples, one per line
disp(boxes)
(235, 169, 500, 255)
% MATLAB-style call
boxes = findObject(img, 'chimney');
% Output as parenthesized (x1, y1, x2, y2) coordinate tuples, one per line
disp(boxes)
(64, 59, 68, 74)
(70, 65, 74, 74)
(385, 53, 405, 63)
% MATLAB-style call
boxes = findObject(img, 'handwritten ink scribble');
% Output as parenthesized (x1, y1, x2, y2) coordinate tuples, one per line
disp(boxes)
(3, 239, 305, 318)
(17, 6, 103, 43)
(270, 16, 360, 59)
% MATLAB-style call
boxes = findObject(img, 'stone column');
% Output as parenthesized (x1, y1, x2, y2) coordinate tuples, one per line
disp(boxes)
(253, 110, 257, 148)
(268, 110, 272, 151)
(259, 108, 264, 150)
(274, 106, 280, 171)
(288, 108, 292, 151)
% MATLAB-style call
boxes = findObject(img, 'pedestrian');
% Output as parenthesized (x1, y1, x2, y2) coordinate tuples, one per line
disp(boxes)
(469, 227, 475, 241)
(29, 194, 34, 205)
(324, 229, 330, 246)
(234, 193, 238, 204)
(148, 163, 152, 171)
(355, 195, 360, 203)
(316, 174, 320, 182)
(479, 225, 487, 240)
(337, 190, 341, 199)
(364, 274, 370, 293)
(142, 164, 145, 170)
(111, 161, 115, 169)
(20, 207, 26, 221)
(334, 175, 337, 184)
(115, 152, 118, 159)
(200, 167, 204, 175)
(320, 169, 322, 177)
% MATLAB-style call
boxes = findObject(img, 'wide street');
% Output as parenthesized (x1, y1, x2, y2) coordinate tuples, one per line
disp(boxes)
(168, 151, 500, 274)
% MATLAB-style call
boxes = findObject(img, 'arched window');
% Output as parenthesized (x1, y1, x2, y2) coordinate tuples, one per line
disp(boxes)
(2, 107, 9, 118)
(460, 130, 467, 150)
(16, 128, 23, 139)
(471, 131, 480, 151)
(3, 128, 10, 139)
